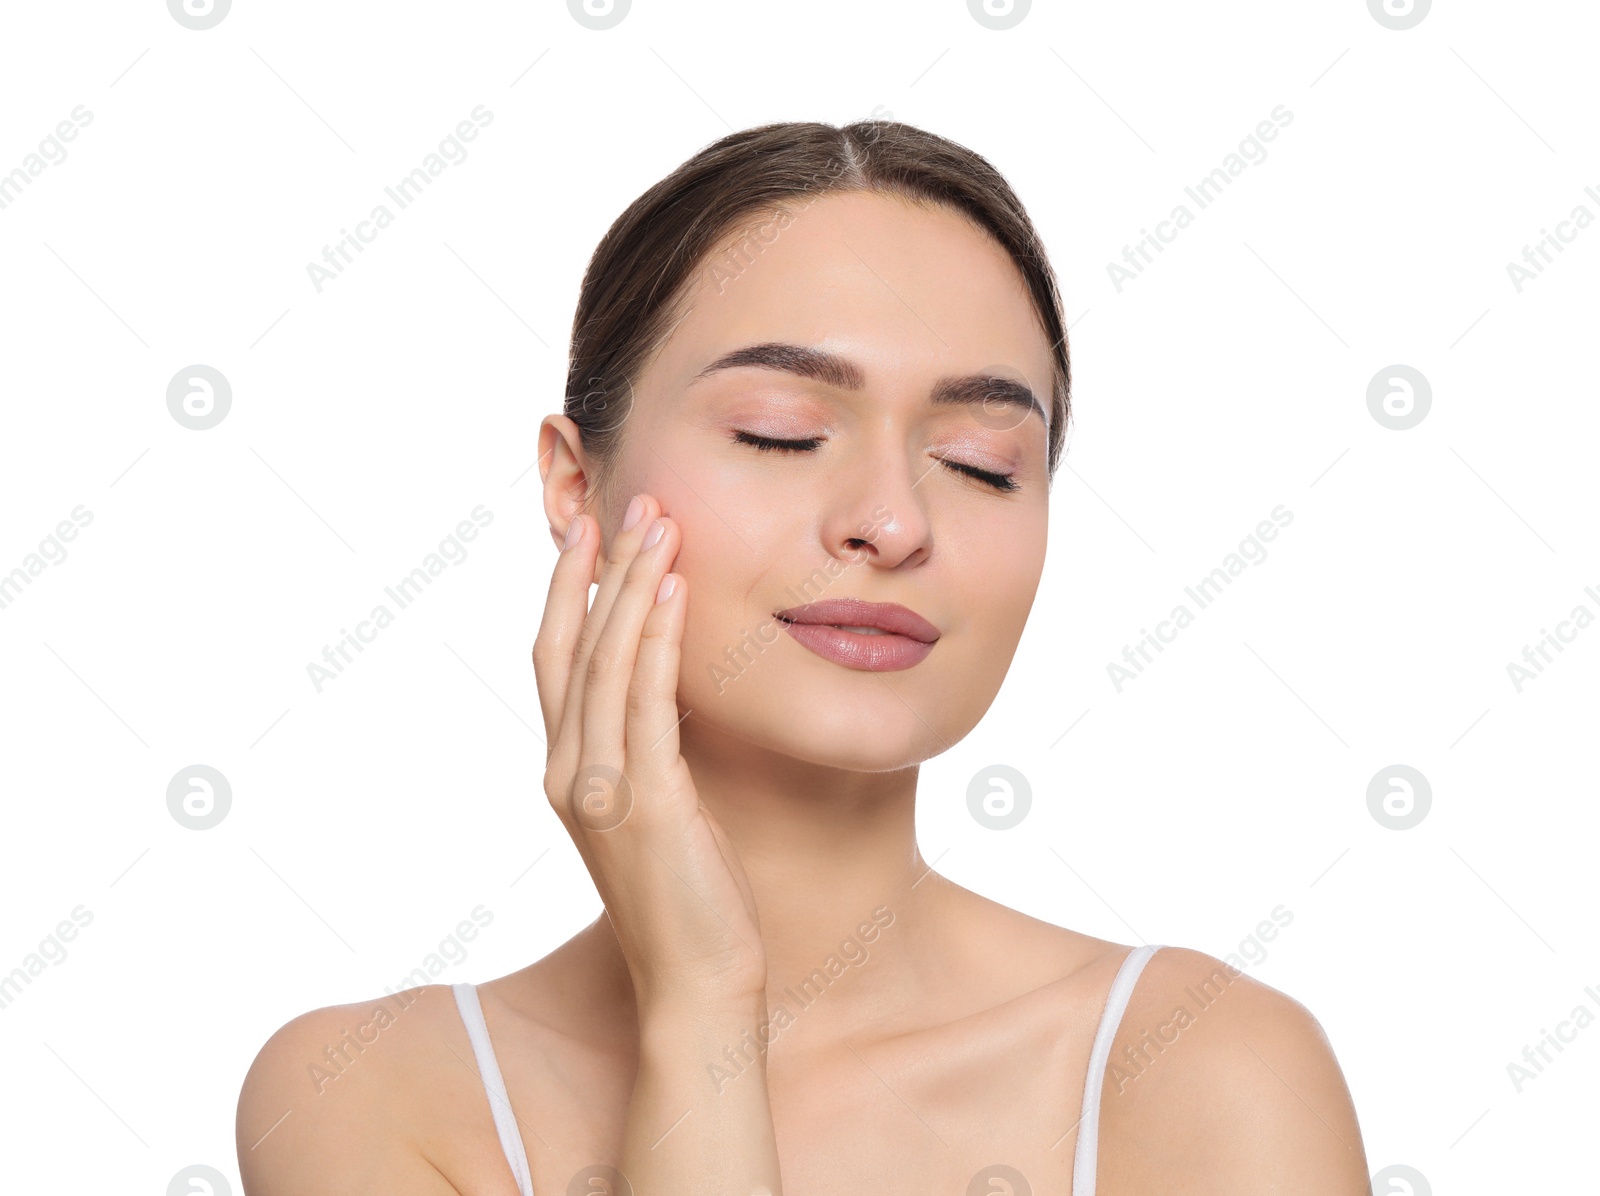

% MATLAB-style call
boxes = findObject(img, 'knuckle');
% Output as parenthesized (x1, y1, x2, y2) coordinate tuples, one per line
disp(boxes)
(543, 776, 575, 822)
(604, 536, 633, 570)
(532, 626, 571, 673)
(541, 756, 565, 800)
(625, 679, 654, 720)
(585, 643, 620, 685)
(572, 619, 604, 662)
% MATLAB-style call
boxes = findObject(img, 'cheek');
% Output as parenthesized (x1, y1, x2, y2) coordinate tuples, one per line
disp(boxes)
(955, 510, 1046, 634)
(656, 506, 737, 610)
(661, 511, 752, 672)
(938, 530, 1042, 715)
(610, 446, 793, 662)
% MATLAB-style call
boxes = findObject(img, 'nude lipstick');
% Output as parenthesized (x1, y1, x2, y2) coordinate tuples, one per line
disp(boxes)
(772, 598, 939, 672)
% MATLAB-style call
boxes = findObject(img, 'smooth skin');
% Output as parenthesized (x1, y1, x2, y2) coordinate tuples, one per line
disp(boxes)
(237, 191, 1369, 1194)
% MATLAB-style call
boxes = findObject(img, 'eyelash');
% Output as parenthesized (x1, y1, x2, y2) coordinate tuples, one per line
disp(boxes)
(730, 430, 1020, 493)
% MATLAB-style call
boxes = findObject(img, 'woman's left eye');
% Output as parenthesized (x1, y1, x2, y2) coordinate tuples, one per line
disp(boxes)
(730, 430, 1018, 493)
(943, 459, 1020, 493)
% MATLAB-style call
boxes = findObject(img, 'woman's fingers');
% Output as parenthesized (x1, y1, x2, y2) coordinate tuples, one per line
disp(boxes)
(556, 494, 660, 769)
(531, 512, 602, 749)
(626, 568, 689, 790)
(530, 493, 764, 1003)
(580, 514, 680, 767)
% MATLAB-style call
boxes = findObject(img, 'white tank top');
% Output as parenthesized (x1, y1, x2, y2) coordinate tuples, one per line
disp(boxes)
(452, 943, 1162, 1196)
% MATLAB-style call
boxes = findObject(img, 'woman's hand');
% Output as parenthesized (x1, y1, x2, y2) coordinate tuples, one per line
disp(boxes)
(534, 492, 766, 1013)
(537, 494, 784, 1195)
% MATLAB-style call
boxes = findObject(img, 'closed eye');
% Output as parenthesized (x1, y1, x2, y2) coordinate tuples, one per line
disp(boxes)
(732, 431, 824, 453)
(729, 430, 1019, 493)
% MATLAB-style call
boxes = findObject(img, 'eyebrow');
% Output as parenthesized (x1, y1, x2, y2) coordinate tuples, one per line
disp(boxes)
(688, 342, 1048, 432)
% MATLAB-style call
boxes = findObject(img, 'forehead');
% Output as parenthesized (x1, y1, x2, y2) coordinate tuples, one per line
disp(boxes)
(643, 190, 1054, 402)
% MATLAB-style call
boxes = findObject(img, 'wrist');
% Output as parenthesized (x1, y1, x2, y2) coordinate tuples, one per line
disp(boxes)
(636, 999, 776, 1096)
(631, 969, 767, 1020)
(637, 993, 769, 1050)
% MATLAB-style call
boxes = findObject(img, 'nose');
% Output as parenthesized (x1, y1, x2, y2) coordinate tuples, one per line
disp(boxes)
(822, 448, 933, 570)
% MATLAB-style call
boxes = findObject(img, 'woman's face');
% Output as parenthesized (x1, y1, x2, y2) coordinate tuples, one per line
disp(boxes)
(554, 189, 1054, 772)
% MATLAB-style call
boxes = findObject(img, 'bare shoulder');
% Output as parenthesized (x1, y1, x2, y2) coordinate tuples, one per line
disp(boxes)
(235, 984, 494, 1195)
(1094, 946, 1370, 1195)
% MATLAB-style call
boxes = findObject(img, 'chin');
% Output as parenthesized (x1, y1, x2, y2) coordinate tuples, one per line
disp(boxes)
(690, 671, 978, 772)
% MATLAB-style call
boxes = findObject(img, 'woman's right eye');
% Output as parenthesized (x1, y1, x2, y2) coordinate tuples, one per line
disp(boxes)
(730, 430, 824, 453)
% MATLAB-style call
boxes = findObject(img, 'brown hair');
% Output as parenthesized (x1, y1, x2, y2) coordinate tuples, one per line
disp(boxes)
(564, 118, 1071, 505)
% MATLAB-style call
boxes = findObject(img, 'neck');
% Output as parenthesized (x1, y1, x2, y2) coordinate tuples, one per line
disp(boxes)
(586, 715, 965, 1044)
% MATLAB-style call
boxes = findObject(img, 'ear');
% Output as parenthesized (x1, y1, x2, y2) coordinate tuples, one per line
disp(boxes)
(538, 415, 593, 551)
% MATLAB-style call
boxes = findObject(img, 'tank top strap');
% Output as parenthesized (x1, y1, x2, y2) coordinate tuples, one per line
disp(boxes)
(1071, 944, 1163, 1195)
(452, 982, 535, 1196)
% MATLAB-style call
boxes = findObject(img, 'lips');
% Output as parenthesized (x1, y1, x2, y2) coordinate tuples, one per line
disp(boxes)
(773, 598, 939, 672)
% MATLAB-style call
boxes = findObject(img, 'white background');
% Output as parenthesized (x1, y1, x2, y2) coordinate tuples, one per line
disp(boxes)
(1, 0, 1595, 1191)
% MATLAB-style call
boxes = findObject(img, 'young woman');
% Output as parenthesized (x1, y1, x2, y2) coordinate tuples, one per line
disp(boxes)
(238, 119, 1369, 1194)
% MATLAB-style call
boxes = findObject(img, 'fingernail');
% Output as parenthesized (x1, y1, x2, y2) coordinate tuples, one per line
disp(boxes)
(563, 518, 584, 550)
(641, 518, 664, 550)
(656, 573, 677, 604)
(622, 495, 645, 531)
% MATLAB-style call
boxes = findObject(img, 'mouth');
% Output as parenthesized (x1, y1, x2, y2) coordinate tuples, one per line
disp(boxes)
(772, 598, 939, 672)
